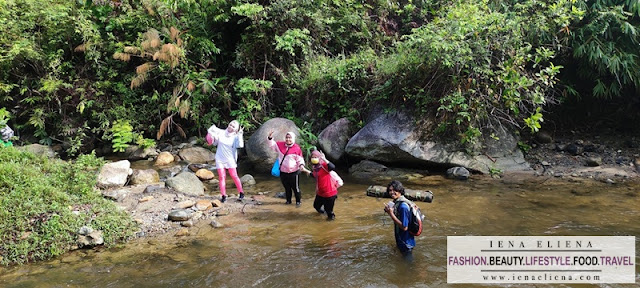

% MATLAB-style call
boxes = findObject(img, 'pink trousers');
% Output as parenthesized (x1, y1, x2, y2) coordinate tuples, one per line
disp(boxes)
(217, 168, 243, 196)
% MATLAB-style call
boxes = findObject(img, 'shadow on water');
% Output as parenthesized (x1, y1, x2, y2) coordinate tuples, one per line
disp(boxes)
(1, 165, 639, 287)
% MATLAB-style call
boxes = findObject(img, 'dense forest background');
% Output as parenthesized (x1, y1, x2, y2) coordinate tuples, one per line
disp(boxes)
(1, 0, 639, 157)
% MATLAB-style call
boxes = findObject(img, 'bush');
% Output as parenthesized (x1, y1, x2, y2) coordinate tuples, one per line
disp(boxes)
(0, 148, 136, 266)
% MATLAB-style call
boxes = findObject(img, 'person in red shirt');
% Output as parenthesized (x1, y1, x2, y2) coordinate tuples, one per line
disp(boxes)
(310, 150, 338, 220)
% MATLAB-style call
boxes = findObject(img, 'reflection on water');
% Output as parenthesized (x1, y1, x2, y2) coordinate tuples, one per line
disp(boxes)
(1, 170, 639, 287)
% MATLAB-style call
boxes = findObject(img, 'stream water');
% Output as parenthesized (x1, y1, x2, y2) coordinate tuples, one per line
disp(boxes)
(1, 167, 638, 287)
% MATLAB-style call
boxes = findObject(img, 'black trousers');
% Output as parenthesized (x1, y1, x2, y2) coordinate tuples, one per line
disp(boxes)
(280, 171, 301, 203)
(313, 194, 337, 217)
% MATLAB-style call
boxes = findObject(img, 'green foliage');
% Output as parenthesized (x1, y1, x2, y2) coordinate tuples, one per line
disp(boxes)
(0, 147, 136, 266)
(274, 28, 312, 57)
(0, 107, 10, 127)
(135, 135, 156, 150)
(524, 107, 544, 133)
(518, 141, 532, 154)
(108, 120, 134, 153)
(570, 0, 640, 99)
(1, 0, 639, 158)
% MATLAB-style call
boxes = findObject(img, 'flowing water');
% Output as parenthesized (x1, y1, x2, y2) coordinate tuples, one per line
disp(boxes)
(1, 167, 639, 287)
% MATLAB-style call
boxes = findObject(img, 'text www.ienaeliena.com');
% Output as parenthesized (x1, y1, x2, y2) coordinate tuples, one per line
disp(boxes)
(482, 273, 600, 282)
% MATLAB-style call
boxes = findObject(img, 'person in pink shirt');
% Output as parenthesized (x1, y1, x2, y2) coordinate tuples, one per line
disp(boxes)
(206, 120, 244, 203)
(267, 131, 310, 206)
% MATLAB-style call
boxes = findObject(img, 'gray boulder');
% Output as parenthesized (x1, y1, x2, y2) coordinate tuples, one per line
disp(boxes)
(345, 109, 529, 174)
(246, 118, 301, 170)
(317, 118, 353, 163)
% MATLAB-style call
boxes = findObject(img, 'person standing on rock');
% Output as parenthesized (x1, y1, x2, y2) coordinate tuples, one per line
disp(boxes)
(268, 131, 309, 206)
(207, 120, 244, 203)
(383, 180, 415, 260)
(310, 150, 338, 220)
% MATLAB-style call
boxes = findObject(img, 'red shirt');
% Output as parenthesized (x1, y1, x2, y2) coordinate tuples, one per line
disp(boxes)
(312, 162, 338, 197)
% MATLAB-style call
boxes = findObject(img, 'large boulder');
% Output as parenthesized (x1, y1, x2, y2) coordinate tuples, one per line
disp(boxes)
(246, 118, 301, 170)
(344, 109, 529, 174)
(317, 118, 353, 163)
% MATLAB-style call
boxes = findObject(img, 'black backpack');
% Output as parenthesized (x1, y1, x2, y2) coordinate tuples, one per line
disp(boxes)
(395, 198, 425, 236)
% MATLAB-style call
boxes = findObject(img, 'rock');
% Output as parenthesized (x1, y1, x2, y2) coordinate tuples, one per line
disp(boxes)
(18, 144, 56, 158)
(174, 228, 190, 237)
(317, 118, 353, 163)
(181, 221, 194, 227)
(446, 166, 470, 180)
(195, 200, 212, 211)
(175, 200, 196, 209)
(564, 143, 583, 156)
(210, 219, 224, 228)
(130, 169, 160, 185)
(102, 188, 129, 202)
(165, 172, 205, 196)
(245, 118, 301, 171)
(195, 169, 215, 180)
(178, 147, 215, 164)
(77, 229, 104, 247)
(168, 209, 192, 221)
(96, 160, 132, 188)
(155, 152, 175, 166)
(585, 157, 602, 167)
(240, 174, 256, 186)
(211, 199, 223, 207)
(344, 108, 528, 174)
(138, 196, 154, 202)
(128, 146, 159, 161)
(534, 131, 553, 144)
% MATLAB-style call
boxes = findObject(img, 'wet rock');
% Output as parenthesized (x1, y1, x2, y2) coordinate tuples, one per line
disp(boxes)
(128, 146, 159, 161)
(130, 169, 160, 185)
(155, 152, 175, 166)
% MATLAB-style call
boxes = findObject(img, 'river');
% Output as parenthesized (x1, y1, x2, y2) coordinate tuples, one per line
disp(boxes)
(1, 168, 638, 287)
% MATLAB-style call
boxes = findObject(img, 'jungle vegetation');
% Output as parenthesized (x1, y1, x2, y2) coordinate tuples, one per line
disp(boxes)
(1, 0, 639, 154)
